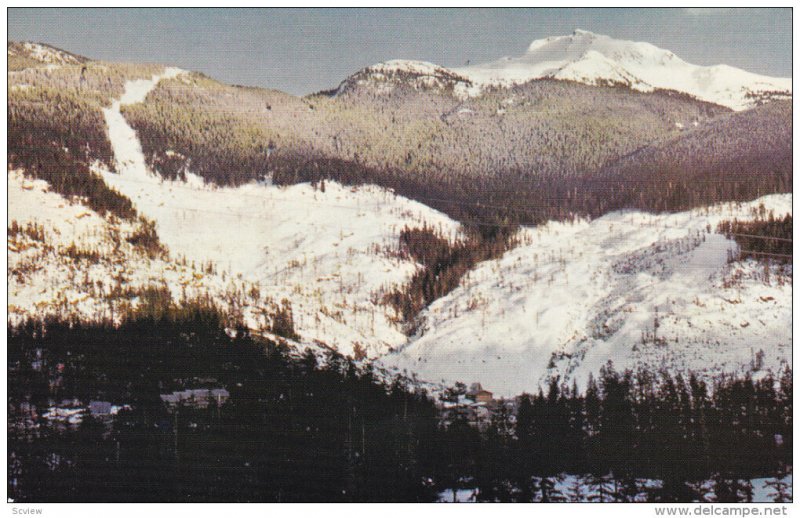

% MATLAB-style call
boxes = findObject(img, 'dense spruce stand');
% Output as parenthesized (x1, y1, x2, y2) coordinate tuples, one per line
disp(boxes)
(8, 301, 792, 502)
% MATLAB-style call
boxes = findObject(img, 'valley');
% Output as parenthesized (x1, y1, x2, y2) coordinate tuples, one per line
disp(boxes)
(5, 17, 794, 504)
(7, 34, 793, 396)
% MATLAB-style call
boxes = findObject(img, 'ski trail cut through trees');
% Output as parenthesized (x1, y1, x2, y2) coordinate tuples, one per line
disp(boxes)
(102, 68, 184, 185)
(97, 68, 461, 359)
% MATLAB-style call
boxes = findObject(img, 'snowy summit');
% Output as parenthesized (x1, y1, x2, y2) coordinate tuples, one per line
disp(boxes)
(8, 41, 86, 66)
(453, 29, 792, 110)
(336, 59, 475, 97)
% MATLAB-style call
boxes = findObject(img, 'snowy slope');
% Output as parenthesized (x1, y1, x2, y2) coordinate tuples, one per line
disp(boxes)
(12, 60, 791, 396)
(7, 41, 86, 66)
(453, 29, 791, 110)
(336, 59, 478, 98)
(7, 170, 245, 325)
(381, 196, 792, 397)
(97, 70, 462, 357)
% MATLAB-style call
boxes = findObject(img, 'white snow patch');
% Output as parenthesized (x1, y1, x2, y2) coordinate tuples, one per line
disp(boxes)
(20, 42, 82, 66)
(752, 474, 793, 502)
(381, 196, 791, 397)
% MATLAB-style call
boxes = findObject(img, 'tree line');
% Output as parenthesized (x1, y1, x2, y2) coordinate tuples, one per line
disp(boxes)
(8, 304, 792, 502)
(718, 210, 792, 263)
(121, 72, 786, 232)
(8, 60, 163, 220)
(383, 225, 517, 328)
(461, 365, 791, 502)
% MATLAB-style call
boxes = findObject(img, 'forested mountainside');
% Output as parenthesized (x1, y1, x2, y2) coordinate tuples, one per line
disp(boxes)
(6, 39, 793, 394)
(589, 100, 793, 214)
(115, 67, 787, 337)
(8, 43, 164, 219)
(9, 307, 793, 502)
(121, 72, 748, 226)
(8, 39, 790, 231)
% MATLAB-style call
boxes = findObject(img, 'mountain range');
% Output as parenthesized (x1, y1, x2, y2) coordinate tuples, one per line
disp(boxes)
(340, 29, 791, 110)
(7, 33, 792, 395)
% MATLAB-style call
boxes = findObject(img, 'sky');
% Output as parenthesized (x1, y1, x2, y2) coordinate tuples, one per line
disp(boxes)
(8, 7, 793, 96)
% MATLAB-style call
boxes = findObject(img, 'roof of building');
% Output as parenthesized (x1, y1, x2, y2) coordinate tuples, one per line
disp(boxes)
(89, 401, 113, 415)
(161, 387, 229, 404)
(466, 383, 492, 397)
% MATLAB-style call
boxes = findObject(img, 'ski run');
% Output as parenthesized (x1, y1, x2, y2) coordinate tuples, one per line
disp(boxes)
(8, 67, 792, 396)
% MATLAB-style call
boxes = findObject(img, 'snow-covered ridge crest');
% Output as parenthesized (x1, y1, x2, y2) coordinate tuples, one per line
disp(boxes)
(8, 41, 87, 66)
(454, 29, 791, 110)
(336, 59, 478, 98)
(345, 29, 790, 110)
(365, 60, 464, 78)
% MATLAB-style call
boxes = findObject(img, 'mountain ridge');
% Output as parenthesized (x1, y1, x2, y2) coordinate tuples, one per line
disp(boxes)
(6, 35, 793, 395)
(341, 29, 791, 110)
(8, 41, 89, 69)
(8, 33, 792, 111)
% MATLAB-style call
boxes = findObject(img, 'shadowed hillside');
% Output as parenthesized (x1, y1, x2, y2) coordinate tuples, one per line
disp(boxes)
(588, 100, 792, 214)
(122, 73, 748, 227)
(8, 43, 164, 219)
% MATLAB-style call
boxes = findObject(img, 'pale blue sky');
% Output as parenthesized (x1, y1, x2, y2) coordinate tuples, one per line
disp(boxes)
(8, 8, 793, 95)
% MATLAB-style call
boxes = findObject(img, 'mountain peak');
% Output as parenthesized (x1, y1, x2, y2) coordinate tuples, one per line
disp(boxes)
(454, 31, 791, 110)
(8, 41, 88, 67)
(336, 58, 474, 97)
(338, 30, 790, 110)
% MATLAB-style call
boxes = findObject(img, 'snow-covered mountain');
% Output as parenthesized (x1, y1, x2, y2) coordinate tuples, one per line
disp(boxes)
(98, 70, 462, 357)
(455, 30, 791, 110)
(346, 29, 790, 110)
(454, 29, 792, 110)
(381, 195, 792, 397)
(335, 59, 477, 98)
(7, 41, 87, 67)
(7, 40, 792, 398)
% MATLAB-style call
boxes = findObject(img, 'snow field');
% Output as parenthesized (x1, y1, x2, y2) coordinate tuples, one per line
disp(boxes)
(453, 30, 791, 110)
(382, 195, 791, 396)
(98, 70, 462, 357)
(7, 170, 245, 326)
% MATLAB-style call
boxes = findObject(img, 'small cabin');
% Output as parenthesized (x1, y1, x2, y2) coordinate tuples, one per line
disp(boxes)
(466, 383, 493, 404)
